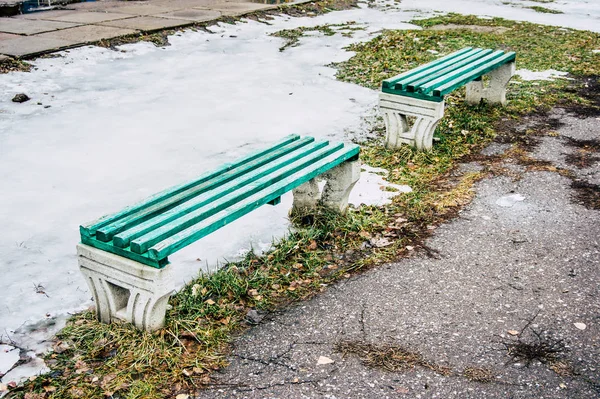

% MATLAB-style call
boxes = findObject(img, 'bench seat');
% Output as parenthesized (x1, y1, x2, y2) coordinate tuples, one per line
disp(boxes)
(379, 47, 516, 150)
(78, 135, 360, 330)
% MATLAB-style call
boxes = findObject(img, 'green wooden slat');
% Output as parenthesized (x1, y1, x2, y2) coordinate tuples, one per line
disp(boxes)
(130, 142, 347, 255)
(393, 48, 486, 91)
(381, 47, 473, 89)
(418, 50, 505, 94)
(405, 49, 493, 92)
(148, 144, 360, 261)
(433, 52, 516, 96)
(80, 134, 301, 239)
(95, 137, 315, 242)
(81, 236, 167, 268)
(112, 140, 329, 248)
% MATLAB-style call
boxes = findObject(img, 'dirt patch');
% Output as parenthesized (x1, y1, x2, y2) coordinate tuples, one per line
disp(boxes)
(571, 180, 600, 210)
(494, 112, 563, 150)
(334, 340, 452, 375)
(427, 24, 511, 34)
(564, 152, 600, 168)
(561, 75, 600, 118)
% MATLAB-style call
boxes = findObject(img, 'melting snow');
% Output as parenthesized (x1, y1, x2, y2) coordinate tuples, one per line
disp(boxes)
(515, 69, 570, 81)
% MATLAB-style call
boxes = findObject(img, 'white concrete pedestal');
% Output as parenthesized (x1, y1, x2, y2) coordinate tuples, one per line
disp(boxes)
(77, 244, 174, 331)
(379, 92, 445, 151)
(292, 159, 360, 214)
(466, 62, 516, 105)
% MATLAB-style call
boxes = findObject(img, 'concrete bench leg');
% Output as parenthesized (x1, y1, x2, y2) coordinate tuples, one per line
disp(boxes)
(466, 61, 515, 106)
(77, 244, 174, 331)
(292, 178, 320, 214)
(321, 159, 360, 213)
(379, 92, 445, 151)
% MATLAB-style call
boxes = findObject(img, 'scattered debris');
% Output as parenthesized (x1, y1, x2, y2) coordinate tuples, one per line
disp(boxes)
(335, 340, 451, 375)
(463, 367, 495, 383)
(498, 313, 569, 370)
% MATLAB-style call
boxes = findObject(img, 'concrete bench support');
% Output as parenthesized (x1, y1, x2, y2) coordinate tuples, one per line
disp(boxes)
(379, 93, 445, 151)
(466, 61, 515, 105)
(77, 244, 174, 331)
(292, 159, 360, 214)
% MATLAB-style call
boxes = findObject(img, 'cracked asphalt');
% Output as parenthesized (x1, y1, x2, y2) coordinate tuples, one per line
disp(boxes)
(195, 108, 600, 399)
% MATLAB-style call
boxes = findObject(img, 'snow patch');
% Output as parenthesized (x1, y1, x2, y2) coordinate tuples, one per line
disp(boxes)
(496, 194, 525, 207)
(350, 165, 412, 207)
(515, 69, 569, 81)
(0, 345, 20, 376)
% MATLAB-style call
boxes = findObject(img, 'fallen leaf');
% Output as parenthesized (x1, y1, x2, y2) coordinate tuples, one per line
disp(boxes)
(507, 330, 519, 336)
(574, 322, 586, 330)
(205, 299, 215, 305)
(191, 284, 202, 297)
(371, 237, 393, 248)
(317, 356, 334, 365)
(308, 240, 318, 250)
(176, 395, 190, 399)
(248, 289, 258, 296)
(405, 245, 414, 251)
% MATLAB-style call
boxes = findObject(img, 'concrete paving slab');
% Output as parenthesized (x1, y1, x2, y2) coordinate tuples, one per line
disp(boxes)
(65, 1, 126, 12)
(31, 11, 136, 24)
(0, 18, 80, 35)
(152, 0, 224, 7)
(194, 2, 274, 16)
(106, 4, 186, 16)
(13, 10, 74, 20)
(0, 35, 73, 57)
(36, 25, 137, 44)
(97, 16, 191, 31)
(0, 31, 20, 40)
(155, 8, 221, 22)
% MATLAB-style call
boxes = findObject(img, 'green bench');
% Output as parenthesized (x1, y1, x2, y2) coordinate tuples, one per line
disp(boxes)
(77, 135, 360, 331)
(379, 47, 516, 150)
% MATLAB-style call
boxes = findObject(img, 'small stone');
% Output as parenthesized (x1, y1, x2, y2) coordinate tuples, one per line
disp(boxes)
(246, 309, 264, 324)
(507, 330, 519, 336)
(574, 322, 586, 330)
(406, 245, 414, 251)
(12, 93, 30, 103)
(559, 383, 567, 389)
(317, 356, 334, 365)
